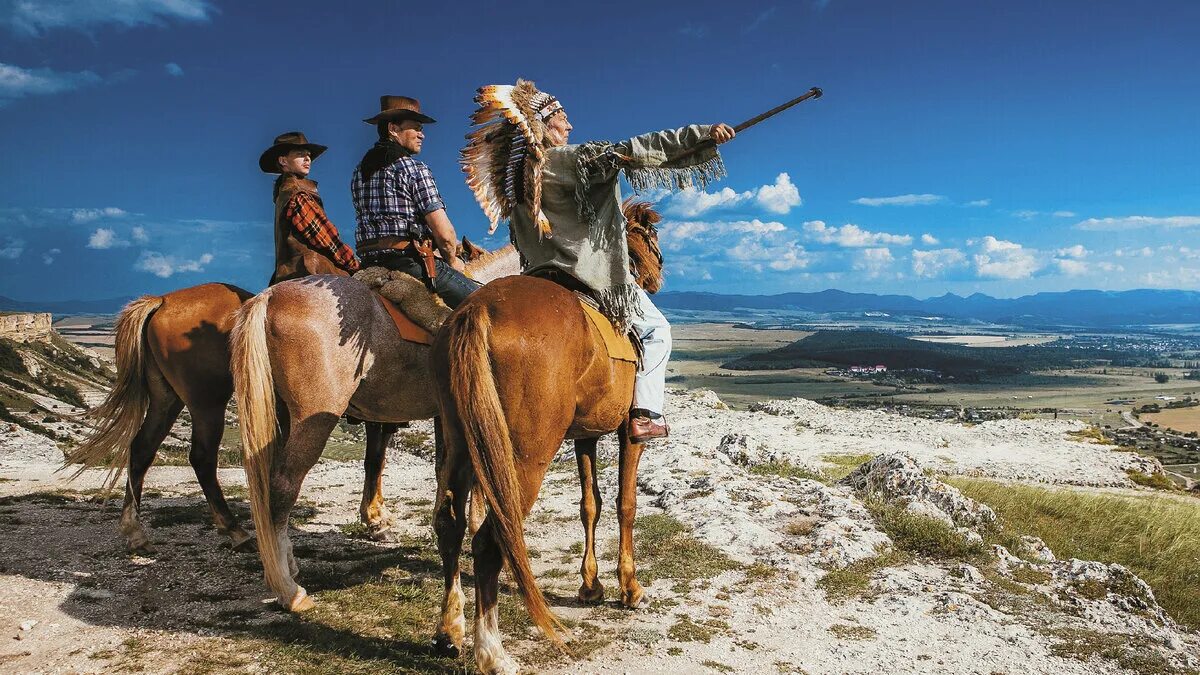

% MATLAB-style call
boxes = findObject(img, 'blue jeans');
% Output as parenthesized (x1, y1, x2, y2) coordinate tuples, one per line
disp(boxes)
(364, 251, 481, 309)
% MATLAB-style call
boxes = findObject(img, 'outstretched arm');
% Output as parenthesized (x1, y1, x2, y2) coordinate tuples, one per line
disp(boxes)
(286, 192, 360, 273)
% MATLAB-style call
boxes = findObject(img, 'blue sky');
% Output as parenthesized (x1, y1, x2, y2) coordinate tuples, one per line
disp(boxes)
(0, 0, 1197, 301)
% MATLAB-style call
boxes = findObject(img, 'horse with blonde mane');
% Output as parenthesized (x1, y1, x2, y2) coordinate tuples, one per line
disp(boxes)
(230, 202, 661, 624)
(429, 201, 665, 672)
(65, 241, 490, 553)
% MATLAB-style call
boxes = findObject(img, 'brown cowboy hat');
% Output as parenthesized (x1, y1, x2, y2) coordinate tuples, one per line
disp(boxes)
(363, 95, 437, 125)
(258, 131, 328, 174)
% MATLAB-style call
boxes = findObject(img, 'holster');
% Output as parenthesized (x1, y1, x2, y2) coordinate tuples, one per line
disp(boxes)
(360, 236, 439, 288)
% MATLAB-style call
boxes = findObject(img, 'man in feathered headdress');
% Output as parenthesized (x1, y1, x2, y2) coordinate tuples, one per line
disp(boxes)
(462, 80, 735, 443)
(353, 96, 481, 307)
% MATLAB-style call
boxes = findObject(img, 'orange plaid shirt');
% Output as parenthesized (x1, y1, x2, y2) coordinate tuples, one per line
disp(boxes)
(284, 192, 360, 273)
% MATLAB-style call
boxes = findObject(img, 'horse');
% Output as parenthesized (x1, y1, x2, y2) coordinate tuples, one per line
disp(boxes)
(429, 201, 665, 672)
(230, 202, 660, 620)
(231, 243, 518, 611)
(65, 240, 492, 553)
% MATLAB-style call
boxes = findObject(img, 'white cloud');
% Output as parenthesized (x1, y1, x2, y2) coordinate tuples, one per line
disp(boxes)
(911, 248, 967, 278)
(852, 247, 894, 278)
(678, 22, 708, 38)
(70, 206, 127, 223)
(164, 62, 184, 77)
(972, 236, 1041, 279)
(659, 218, 811, 274)
(87, 227, 126, 249)
(754, 173, 802, 214)
(669, 187, 752, 218)
(802, 220, 912, 247)
(965, 199, 990, 207)
(1053, 210, 1077, 218)
(42, 247, 61, 265)
(1012, 210, 1040, 220)
(0, 62, 101, 105)
(0, 237, 24, 259)
(135, 251, 213, 278)
(131, 226, 149, 243)
(744, 7, 777, 33)
(1075, 215, 1200, 231)
(1054, 259, 1088, 276)
(852, 193, 945, 207)
(1140, 268, 1200, 288)
(1055, 244, 1088, 259)
(1113, 246, 1154, 258)
(666, 172, 800, 217)
(920, 233, 939, 245)
(3, 0, 215, 36)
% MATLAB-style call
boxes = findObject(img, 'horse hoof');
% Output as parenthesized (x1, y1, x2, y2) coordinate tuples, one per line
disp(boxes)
(620, 584, 647, 609)
(577, 582, 605, 604)
(369, 527, 399, 543)
(431, 634, 461, 658)
(286, 589, 316, 613)
(231, 536, 257, 553)
(126, 537, 154, 555)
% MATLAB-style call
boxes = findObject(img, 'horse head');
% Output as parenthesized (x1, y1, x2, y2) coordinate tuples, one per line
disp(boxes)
(622, 199, 664, 294)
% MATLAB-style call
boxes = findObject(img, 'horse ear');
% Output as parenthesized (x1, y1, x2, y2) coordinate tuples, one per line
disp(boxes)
(460, 236, 487, 261)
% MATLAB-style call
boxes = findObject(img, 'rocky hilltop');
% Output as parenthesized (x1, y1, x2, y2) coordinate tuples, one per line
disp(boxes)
(0, 358, 1197, 672)
(0, 312, 52, 343)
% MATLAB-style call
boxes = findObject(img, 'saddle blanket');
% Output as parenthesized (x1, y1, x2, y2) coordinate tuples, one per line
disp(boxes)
(578, 301, 638, 363)
(374, 293, 435, 345)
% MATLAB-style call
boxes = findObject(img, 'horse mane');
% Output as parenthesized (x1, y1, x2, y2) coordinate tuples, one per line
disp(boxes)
(621, 199, 664, 293)
(464, 243, 521, 284)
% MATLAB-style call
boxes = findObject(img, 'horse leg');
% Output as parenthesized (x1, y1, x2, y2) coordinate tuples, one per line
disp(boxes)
(472, 518, 519, 675)
(188, 403, 254, 551)
(575, 437, 605, 603)
(119, 373, 183, 553)
(267, 411, 339, 606)
(432, 417, 473, 658)
(360, 422, 398, 542)
(616, 422, 647, 608)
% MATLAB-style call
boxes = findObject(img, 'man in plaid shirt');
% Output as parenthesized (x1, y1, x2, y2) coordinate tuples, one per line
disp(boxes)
(260, 131, 359, 284)
(353, 96, 480, 308)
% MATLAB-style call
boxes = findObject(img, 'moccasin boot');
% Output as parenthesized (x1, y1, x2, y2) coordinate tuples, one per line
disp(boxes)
(629, 415, 670, 444)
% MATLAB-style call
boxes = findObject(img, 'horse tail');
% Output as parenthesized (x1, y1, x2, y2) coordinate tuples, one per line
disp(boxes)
(64, 295, 165, 491)
(231, 292, 290, 597)
(445, 303, 564, 646)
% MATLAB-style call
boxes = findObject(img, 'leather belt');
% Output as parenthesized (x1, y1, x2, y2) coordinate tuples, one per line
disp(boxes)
(360, 236, 438, 283)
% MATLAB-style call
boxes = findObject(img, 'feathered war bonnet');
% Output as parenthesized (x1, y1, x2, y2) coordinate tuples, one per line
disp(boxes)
(461, 80, 563, 237)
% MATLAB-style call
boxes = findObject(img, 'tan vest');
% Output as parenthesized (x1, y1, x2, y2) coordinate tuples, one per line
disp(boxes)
(270, 175, 349, 285)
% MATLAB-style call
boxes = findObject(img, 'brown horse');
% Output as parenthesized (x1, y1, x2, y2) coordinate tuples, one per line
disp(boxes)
(430, 201, 665, 672)
(231, 244, 518, 611)
(66, 241, 492, 553)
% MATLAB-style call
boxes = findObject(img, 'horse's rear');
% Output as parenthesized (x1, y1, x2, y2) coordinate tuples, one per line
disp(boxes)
(68, 282, 253, 552)
(430, 274, 635, 672)
(233, 274, 438, 610)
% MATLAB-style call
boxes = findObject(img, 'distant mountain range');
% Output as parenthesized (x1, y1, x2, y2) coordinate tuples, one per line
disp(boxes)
(656, 288, 1200, 327)
(0, 295, 135, 315)
(6, 287, 1200, 327)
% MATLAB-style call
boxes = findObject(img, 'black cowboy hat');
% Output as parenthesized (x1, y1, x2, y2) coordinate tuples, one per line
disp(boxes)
(258, 131, 328, 174)
(363, 95, 437, 125)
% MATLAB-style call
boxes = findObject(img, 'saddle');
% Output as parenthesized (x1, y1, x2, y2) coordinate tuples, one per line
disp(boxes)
(354, 266, 450, 345)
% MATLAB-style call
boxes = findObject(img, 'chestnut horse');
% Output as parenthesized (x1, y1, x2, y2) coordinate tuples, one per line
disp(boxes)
(66, 242, 490, 553)
(429, 202, 665, 672)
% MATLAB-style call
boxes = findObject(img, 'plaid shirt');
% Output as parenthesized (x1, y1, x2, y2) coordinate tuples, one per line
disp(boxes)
(351, 156, 446, 248)
(285, 192, 360, 273)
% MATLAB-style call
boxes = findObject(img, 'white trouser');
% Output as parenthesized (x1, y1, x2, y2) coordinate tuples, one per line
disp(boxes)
(631, 288, 671, 417)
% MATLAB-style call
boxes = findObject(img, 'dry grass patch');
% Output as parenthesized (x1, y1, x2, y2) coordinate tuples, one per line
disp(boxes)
(947, 477, 1200, 631)
(1067, 427, 1114, 444)
(1126, 469, 1180, 492)
(828, 623, 877, 641)
(820, 453, 875, 481)
(817, 550, 910, 604)
(866, 500, 985, 560)
(613, 514, 739, 588)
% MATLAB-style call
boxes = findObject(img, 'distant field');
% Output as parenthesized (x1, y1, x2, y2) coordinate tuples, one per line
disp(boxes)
(669, 323, 1200, 420)
(911, 334, 1059, 348)
(1143, 406, 1200, 434)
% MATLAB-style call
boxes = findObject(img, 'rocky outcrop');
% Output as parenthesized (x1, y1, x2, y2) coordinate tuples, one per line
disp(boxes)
(0, 313, 52, 343)
(842, 453, 997, 528)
